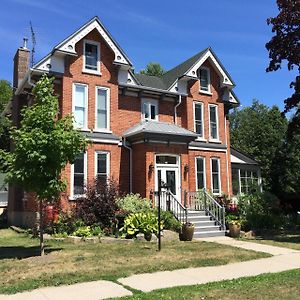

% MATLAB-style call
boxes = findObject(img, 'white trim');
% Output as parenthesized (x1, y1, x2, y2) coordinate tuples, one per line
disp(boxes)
(188, 146, 227, 152)
(88, 138, 120, 144)
(210, 157, 221, 195)
(198, 67, 211, 94)
(83, 39, 101, 75)
(141, 98, 159, 121)
(70, 152, 87, 200)
(208, 104, 219, 141)
(193, 101, 204, 138)
(95, 86, 110, 131)
(195, 156, 206, 190)
(72, 83, 88, 130)
(94, 151, 110, 180)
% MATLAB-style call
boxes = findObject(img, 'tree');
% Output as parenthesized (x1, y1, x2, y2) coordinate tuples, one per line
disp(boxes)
(0, 80, 13, 113)
(140, 62, 165, 77)
(266, 0, 300, 136)
(0, 75, 87, 255)
(229, 100, 288, 190)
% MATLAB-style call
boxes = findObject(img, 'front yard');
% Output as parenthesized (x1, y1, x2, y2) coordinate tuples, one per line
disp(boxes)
(0, 228, 270, 294)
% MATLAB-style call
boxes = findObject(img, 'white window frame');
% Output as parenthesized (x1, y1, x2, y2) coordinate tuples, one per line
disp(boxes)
(83, 39, 101, 75)
(72, 83, 88, 130)
(94, 151, 110, 181)
(193, 101, 205, 139)
(95, 86, 111, 132)
(199, 67, 211, 94)
(195, 157, 206, 190)
(70, 152, 87, 200)
(208, 104, 220, 142)
(141, 98, 159, 121)
(210, 157, 221, 195)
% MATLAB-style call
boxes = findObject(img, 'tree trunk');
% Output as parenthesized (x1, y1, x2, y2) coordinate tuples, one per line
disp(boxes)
(39, 198, 44, 256)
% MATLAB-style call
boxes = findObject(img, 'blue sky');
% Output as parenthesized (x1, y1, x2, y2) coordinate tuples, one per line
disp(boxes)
(0, 0, 297, 110)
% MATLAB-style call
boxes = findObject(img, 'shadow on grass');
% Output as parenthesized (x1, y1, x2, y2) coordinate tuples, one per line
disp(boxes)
(0, 246, 62, 260)
(258, 232, 300, 244)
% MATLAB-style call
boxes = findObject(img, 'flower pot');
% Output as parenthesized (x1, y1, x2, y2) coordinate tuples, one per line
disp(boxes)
(229, 223, 241, 238)
(179, 224, 194, 241)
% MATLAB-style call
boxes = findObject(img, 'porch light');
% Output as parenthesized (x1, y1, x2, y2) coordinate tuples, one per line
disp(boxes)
(149, 163, 154, 173)
(184, 164, 189, 173)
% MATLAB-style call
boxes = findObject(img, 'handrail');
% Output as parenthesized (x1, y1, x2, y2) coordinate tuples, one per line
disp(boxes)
(152, 190, 188, 223)
(185, 189, 225, 229)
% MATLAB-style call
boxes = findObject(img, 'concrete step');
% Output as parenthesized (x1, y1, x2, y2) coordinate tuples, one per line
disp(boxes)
(187, 210, 207, 217)
(187, 215, 212, 223)
(193, 220, 217, 227)
(194, 230, 226, 238)
(194, 225, 221, 233)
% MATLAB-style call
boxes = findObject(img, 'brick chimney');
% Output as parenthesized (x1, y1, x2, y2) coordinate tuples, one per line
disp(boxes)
(13, 38, 30, 88)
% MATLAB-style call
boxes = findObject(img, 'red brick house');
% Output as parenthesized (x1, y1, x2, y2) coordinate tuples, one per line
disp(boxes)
(7, 16, 260, 236)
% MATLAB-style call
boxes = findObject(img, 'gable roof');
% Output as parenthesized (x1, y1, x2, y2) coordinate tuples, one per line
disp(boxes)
(231, 147, 260, 166)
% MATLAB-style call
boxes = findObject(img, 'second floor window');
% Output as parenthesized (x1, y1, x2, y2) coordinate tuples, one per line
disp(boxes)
(96, 87, 109, 130)
(199, 67, 211, 93)
(73, 83, 88, 129)
(142, 99, 158, 121)
(194, 102, 204, 137)
(83, 40, 100, 73)
(209, 104, 219, 140)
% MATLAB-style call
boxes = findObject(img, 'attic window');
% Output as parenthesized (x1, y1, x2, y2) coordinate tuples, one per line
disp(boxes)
(199, 67, 211, 93)
(83, 40, 100, 74)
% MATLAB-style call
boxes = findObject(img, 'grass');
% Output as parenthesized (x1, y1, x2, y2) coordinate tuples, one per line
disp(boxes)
(0, 228, 270, 294)
(240, 231, 300, 251)
(117, 269, 300, 300)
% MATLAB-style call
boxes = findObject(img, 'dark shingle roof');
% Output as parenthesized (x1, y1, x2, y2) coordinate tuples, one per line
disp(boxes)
(134, 74, 167, 90)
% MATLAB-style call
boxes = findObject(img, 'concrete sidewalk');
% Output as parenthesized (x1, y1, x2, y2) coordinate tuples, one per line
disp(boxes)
(1, 237, 299, 299)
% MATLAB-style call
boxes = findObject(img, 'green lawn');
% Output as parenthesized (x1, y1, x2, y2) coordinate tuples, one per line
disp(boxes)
(117, 269, 300, 300)
(0, 228, 270, 294)
(240, 231, 300, 251)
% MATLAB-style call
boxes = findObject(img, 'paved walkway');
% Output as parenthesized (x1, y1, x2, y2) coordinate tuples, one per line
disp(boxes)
(1, 237, 299, 299)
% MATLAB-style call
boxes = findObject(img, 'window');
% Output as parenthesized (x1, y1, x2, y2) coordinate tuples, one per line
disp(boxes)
(199, 67, 211, 93)
(73, 83, 88, 129)
(209, 104, 219, 140)
(72, 153, 86, 197)
(196, 157, 205, 190)
(95, 152, 109, 184)
(83, 40, 100, 73)
(240, 170, 259, 194)
(194, 102, 204, 137)
(211, 158, 221, 194)
(156, 155, 177, 165)
(96, 87, 110, 130)
(142, 99, 158, 121)
(232, 168, 240, 195)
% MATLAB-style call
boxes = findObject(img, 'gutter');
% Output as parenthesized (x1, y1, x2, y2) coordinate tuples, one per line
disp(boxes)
(122, 137, 133, 193)
(174, 94, 182, 125)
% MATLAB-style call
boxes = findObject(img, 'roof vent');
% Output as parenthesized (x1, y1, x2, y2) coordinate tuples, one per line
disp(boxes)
(23, 37, 28, 49)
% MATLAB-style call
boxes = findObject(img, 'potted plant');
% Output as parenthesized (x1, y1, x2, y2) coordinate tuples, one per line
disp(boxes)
(179, 222, 194, 241)
(228, 219, 241, 238)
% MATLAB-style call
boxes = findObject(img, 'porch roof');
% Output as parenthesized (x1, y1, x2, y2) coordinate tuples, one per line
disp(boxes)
(123, 121, 198, 143)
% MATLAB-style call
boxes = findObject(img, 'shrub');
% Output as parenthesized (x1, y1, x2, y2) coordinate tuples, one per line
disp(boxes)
(120, 212, 163, 238)
(51, 212, 78, 236)
(75, 179, 119, 228)
(116, 193, 152, 214)
(155, 210, 182, 232)
(72, 225, 102, 237)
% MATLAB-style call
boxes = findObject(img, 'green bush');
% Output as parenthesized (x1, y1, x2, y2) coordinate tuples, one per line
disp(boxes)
(116, 193, 152, 214)
(72, 225, 102, 237)
(120, 212, 163, 238)
(155, 210, 182, 232)
(51, 212, 79, 236)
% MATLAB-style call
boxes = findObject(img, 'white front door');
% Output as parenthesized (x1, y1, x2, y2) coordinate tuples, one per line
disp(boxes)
(155, 155, 181, 201)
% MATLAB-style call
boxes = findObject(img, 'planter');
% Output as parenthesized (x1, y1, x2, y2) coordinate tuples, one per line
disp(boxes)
(229, 223, 241, 238)
(179, 224, 194, 241)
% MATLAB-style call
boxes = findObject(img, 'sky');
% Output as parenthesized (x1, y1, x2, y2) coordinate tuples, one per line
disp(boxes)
(0, 0, 297, 110)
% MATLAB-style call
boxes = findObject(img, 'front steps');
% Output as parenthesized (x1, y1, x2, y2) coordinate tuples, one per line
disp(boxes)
(187, 210, 226, 238)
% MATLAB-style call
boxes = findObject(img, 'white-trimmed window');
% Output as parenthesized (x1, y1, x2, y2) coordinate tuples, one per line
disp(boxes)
(73, 83, 88, 129)
(142, 99, 158, 121)
(209, 104, 219, 140)
(72, 152, 87, 198)
(95, 151, 110, 184)
(194, 102, 204, 137)
(199, 67, 211, 93)
(211, 157, 221, 194)
(196, 157, 206, 190)
(83, 40, 100, 74)
(95, 86, 110, 131)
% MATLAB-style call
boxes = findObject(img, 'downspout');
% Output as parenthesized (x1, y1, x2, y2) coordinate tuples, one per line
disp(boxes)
(123, 137, 132, 193)
(174, 94, 182, 125)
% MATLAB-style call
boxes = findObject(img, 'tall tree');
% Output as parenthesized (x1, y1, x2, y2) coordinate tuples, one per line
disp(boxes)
(0, 80, 12, 113)
(0, 75, 87, 255)
(140, 62, 165, 77)
(266, 0, 300, 136)
(229, 100, 288, 190)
